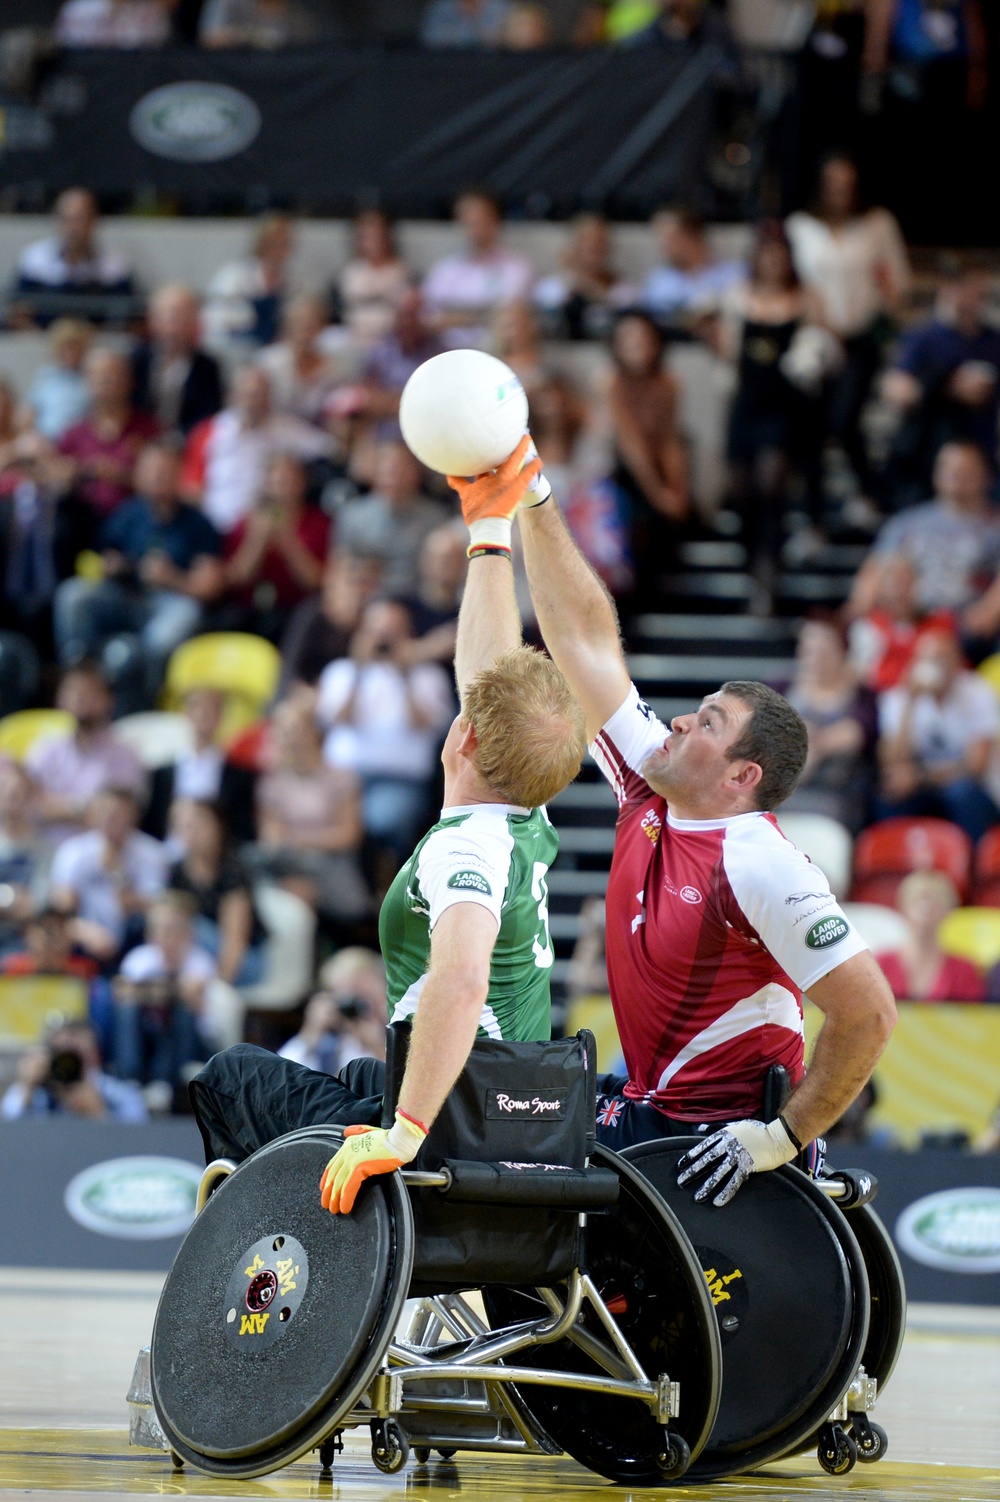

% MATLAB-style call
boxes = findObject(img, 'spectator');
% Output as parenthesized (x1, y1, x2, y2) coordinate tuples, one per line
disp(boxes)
(335, 441, 450, 597)
(781, 618, 876, 832)
(883, 256, 1000, 505)
(203, 214, 296, 354)
(53, 442, 223, 707)
(825, 1080, 895, 1149)
(337, 210, 411, 346)
(26, 319, 92, 441)
(199, 0, 321, 47)
(54, 348, 160, 519)
(421, 0, 514, 46)
(627, 0, 737, 57)
(875, 869, 985, 1002)
(279, 945, 388, 1070)
(26, 664, 145, 835)
(785, 153, 909, 510)
(847, 442, 1000, 620)
(248, 697, 369, 922)
(1, 1019, 146, 1121)
(132, 285, 223, 438)
(501, 3, 553, 45)
(567, 896, 609, 1001)
(848, 555, 958, 692)
(876, 627, 1000, 842)
(347, 288, 442, 446)
(181, 367, 331, 535)
(143, 688, 257, 843)
(167, 798, 266, 985)
(0, 763, 49, 952)
(50, 786, 168, 961)
(12, 188, 134, 310)
(422, 190, 535, 347)
(279, 550, 384, 692)
(113, 891, 215, 1096)
(317, 599, 455, 862)
(534, 213, 636, 341)
(403, 523, 467, 665)
(56, 0, 171, 46)
(257, 294, 354, 427)
(221, 451, 330, 637)
(2, 907, 98, 980)
(491, 300, 549, 395)
(641, 206, 745, 334)
(605, 311, 688, 601)
(723, 225, 826, 611)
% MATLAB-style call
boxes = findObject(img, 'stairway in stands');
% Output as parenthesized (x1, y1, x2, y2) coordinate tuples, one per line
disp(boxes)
(544, 529, 867, 1018)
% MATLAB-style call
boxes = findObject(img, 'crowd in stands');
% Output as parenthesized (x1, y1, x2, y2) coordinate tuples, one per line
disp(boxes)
(2, 156, 1000, 1137)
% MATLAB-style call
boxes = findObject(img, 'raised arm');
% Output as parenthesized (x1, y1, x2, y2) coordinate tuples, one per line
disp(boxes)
(518, 491, 632, 741)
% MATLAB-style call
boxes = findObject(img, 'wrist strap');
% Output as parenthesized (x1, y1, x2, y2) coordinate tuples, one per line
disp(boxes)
(522, 472, 552, 508)
(777, 1113, 802, 1152)
(467, 544, 513, 561)
(397, 1108, 428, 1135)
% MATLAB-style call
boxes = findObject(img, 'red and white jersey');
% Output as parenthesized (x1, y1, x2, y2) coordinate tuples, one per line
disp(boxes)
(592, 686, 867, 1122)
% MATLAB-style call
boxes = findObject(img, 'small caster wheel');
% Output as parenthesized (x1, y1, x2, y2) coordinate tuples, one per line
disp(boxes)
(413, 1448, 431, 1465)
(169, 1452, 184, 1472)
(655, 1430, 691, 1480)
(851, 1418, 888, 1464)
(817, 1422, 857, 1476)
(371, 1418, 409, 1475)
(436, 1448, 457, 1460)
(318, 1435, 340, 1476)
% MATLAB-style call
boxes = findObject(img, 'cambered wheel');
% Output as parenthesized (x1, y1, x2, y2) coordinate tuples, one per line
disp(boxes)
(656, 1431, 691, 1480)
(852, 1419, 887, 1464)
(371, 1419, 409, 1474)
(817, 1423, 857, 1475)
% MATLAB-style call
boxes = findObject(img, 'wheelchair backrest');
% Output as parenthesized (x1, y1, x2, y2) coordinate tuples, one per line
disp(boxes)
(382, 1025, 599, 1293)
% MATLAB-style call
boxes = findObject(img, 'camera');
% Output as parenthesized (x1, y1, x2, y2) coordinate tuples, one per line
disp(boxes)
(45, 1048, 84, 1090)
(337, 995, 370, 1022)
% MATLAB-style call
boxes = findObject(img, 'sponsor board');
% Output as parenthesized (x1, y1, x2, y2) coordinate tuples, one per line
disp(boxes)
(895, 1187, 1000, 1274)
(130, 82, 261, 162)
(64, 1155, 201, 1240)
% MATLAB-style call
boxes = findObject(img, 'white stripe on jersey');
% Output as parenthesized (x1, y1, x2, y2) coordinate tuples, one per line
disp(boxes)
(392, 971, 504, 1040)
(654, 981, 803, 1095)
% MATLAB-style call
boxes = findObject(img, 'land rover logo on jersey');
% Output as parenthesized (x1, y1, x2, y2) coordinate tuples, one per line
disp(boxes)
(896, 1188, 1000, 1273)
(64, 1156, 201, 1239)
(130, 83, 261, 162)
(447, 870, 492, 895)
(680, 886, 702, 904)
(804, 915, 849, 950)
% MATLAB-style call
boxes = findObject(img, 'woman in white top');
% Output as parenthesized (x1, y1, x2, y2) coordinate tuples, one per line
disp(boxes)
(337, 210, 411, 345)
(786, 153, 910, 499)
(202, 214, 296, 354)
(257, 293, 358, 426)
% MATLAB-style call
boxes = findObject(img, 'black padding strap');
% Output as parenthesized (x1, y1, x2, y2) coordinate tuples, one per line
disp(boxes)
(434, 1159, 620, 1209)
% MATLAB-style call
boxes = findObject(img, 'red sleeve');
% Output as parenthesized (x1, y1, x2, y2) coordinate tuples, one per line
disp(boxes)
(938, 956, 986, 1003)
(300, 507, 331, 559)
(181, 419, 213, 498)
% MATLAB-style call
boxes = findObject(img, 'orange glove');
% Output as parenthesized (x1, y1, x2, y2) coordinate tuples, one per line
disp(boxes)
(319, 1111, 427, 1215)
(448, 434, 550, 559)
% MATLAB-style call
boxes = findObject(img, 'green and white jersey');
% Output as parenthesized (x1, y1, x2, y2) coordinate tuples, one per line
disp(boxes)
(378, 802, 559, 1042)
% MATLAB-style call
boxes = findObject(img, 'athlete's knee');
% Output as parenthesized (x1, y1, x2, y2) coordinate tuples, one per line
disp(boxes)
(194, 1042, 272, 1096)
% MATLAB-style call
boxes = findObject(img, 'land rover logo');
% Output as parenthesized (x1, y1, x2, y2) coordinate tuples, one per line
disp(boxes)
(895, 1187, 1000, 1274)
(65, 1156, 201, 1239)
(130, 83, 261, 162)
(804, 915, 849, 950)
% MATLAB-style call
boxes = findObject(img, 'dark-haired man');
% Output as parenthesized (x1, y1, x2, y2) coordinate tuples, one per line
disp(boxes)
(517, 472, 896, 1206)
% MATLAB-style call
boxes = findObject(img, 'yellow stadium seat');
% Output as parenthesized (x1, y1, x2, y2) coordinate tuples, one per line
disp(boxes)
(163, 633, 281, 742)
(0, 709, 75, 762)
(937, 905, 1000, 971)
(978, 653, 1000, 701)
(0, 974, 88, 1045)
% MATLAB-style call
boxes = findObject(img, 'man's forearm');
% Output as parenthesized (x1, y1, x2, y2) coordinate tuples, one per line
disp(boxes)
(454, 554, 521, 702)
(396, 973, 485, 1130)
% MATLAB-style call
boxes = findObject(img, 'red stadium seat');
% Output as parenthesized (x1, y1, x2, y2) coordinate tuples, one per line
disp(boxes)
(974, 827, 1000, 906)
(850, 817, 972, 907)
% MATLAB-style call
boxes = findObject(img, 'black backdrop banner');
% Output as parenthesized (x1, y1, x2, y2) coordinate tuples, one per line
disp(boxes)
(0, 46, 724, 216)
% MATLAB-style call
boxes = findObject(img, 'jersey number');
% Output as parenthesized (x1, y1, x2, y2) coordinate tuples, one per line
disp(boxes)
(531, 862, 554, 970)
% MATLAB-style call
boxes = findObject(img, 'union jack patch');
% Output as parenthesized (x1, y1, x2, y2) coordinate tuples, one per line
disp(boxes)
(597, 1098, 623, 1128)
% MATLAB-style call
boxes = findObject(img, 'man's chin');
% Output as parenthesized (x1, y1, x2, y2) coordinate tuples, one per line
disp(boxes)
(641, 752, 674, 798)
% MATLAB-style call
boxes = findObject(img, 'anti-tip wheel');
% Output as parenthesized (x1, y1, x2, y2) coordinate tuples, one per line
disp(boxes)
(436, 1448, 457, 1460)
(371, 1419, 409, 1475)
(817, 1424, 857, 1476)
(413, 1448, 431, 1465)
(852, 1420, 888, 1464)
(169, 1452, 184, 1471)
(656, 1430, 692, 1481)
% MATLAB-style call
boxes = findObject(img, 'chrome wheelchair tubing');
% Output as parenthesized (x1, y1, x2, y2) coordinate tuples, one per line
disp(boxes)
(195, 1159, 236, 1215)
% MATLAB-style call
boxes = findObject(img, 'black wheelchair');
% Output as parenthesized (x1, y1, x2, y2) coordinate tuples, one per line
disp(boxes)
(145, 1028, 904, 1486)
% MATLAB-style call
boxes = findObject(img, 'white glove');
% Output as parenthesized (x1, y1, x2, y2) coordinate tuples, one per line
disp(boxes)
(676, 1117, 801, 1207)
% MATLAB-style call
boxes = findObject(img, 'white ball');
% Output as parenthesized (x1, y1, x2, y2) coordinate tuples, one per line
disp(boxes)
(399, 349, 529, 476)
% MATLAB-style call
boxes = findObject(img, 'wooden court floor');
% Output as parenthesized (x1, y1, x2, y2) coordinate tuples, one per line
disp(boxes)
(1, 1269, 999, 1502)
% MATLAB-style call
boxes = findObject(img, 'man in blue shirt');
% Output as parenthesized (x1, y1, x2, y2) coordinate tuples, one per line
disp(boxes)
(884, 257, 1000, 507)
(53, 441, 223, 709)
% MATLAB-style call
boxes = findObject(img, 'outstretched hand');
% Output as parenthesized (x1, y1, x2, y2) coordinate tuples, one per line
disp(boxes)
(448, 434, 543, 530)
(319, 1111, 427, 1215)
(676, 1117, 799, 1207)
